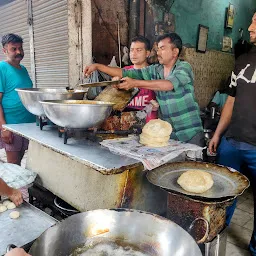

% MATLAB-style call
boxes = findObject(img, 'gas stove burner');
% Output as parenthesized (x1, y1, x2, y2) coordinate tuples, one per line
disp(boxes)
(58, 127, 99, 144)
(54, 197, 79, 215)
(28, 183, 79, 219)
(37, 116, 49, 130)
(57, 126, 141, 144)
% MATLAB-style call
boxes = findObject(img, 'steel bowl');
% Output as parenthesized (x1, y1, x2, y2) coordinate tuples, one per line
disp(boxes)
(15, 88, 85, 117)
(40, 100, 115, 129)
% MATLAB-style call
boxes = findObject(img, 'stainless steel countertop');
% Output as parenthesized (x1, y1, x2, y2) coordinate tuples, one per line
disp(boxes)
(3, 123, 141, 174)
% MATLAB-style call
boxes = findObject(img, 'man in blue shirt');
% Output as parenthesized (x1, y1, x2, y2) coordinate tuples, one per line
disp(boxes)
(0, 34, 35, 165)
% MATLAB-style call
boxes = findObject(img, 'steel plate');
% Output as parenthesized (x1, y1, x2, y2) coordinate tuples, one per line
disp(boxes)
(0, 201, 57, 255)
(146, 161, 250, 200)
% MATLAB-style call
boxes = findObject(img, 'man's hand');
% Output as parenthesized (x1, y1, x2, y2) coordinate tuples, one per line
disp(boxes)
(208, 134, 221, 155)
(9, 188, 23, 206)
(116, 77, 136, 90)
(84, 64, 98, 77)
(1, 130, 13, 144)
(5, 248, 31, 256)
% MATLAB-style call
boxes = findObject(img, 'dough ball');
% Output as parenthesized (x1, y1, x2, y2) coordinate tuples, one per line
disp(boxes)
(177, 170, 214, 194)
(3, 200, 11, 206)
(7, 202, 16, 210)
(142, 119, 172, 138)
(0, 205, 7, 213)
(9, 211, 20, 219)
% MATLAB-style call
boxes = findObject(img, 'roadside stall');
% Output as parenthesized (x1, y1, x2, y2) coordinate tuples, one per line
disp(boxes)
(1, 84, 249, 256)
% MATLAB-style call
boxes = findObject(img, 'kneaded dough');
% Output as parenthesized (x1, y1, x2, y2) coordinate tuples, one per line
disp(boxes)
(7, 202, 16, 210)
(3, 200, 11, 206)
(0, 205, 7, 213)
(177, 170, 214, 194)
(9, 211, 20, 219)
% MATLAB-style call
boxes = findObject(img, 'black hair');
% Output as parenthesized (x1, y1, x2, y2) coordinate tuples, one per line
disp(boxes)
(1, 33, 23, 47)
(156, 33, 183, 56)
(131, 35, 151, 51)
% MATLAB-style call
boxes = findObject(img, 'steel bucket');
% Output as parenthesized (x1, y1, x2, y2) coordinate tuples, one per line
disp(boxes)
(28, 209, 202, 256)
(16, 88, 85, 117)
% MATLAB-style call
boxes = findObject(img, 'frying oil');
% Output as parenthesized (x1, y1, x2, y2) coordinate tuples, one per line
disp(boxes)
(71, 240, 152, 256)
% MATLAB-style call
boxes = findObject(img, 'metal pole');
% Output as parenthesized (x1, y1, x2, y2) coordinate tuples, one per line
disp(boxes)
(27, 0, 36, 88)
(117, 14, 122, 68)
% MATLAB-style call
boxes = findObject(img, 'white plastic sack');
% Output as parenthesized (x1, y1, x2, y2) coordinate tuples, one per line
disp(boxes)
(0, 163, 37, 189)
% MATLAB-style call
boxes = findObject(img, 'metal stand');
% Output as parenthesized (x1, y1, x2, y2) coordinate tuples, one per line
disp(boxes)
(37, 116, 48, 130)
(201, 227, 227, 256)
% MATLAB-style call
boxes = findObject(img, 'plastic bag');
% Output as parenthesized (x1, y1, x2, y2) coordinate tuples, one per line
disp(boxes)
(86, 58, 115, 100)
(86, 70, 104, 100)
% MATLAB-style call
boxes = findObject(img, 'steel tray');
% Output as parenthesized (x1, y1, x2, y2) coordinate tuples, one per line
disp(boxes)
(0, 201, 57, 255)
(146, 161, 250, 200)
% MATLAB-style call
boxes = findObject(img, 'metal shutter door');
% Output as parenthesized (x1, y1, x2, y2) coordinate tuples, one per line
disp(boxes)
(0, 0, 31, 76)
(32, 0, 69, 87)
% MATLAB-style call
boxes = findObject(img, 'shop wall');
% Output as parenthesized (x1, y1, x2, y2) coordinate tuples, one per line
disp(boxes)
(151, 0, 256, 51)
(182, 48, 235, 108)
(91, 0, 129, 65)
(91, 0, 256, 107)
(144, 0, 255, 107)
(172, 0, 255, 107)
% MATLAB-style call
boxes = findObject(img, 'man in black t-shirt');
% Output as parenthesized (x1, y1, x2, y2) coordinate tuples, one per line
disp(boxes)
(209, 12, 256, 255)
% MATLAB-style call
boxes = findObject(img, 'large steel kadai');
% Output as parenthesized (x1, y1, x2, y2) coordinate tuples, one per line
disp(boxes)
(16, 88, 85, 116)
(28, 209, 203, 256)
(40, 100, 115, 129)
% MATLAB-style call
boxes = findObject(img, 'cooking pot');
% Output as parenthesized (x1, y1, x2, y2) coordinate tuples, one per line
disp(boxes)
(8, 209, 204, 255)
(40, 100, 115, 129)
(15, 88, 85, 117)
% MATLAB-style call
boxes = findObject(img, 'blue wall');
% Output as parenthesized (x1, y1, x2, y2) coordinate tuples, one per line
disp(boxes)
(167, 0, 256, 51)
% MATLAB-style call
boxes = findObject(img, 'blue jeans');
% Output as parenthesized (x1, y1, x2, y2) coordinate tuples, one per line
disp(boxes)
(217, 137, 256, 255)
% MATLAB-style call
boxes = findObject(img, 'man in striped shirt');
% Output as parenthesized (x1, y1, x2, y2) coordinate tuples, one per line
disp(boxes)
(84, 33, 204, 146)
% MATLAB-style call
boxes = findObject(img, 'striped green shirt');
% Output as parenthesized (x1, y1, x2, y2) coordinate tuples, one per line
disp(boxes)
(123, 60, 203, 142)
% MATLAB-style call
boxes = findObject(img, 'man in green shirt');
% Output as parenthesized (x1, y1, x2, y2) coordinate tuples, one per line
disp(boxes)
(84, 33, 204, 146)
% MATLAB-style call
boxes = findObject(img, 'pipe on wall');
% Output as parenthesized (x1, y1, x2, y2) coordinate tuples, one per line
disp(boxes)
(129, 0, 140, 44)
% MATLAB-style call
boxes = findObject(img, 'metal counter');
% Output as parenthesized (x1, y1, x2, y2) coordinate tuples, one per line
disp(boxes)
(3, 123, 167, 215)
(3, 123, 140, 174)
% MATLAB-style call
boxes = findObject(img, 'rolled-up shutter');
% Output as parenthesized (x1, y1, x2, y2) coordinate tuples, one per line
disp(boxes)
(0, 0, 31, 76)
(32, 0, 69, 87)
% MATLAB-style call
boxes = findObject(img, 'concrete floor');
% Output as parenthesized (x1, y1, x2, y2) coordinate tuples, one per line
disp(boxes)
(0, 148, 254, 255)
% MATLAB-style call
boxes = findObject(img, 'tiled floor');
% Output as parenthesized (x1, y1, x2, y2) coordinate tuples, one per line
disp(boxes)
(227, 187, 254, 256)
(0, 148, 254, 255)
